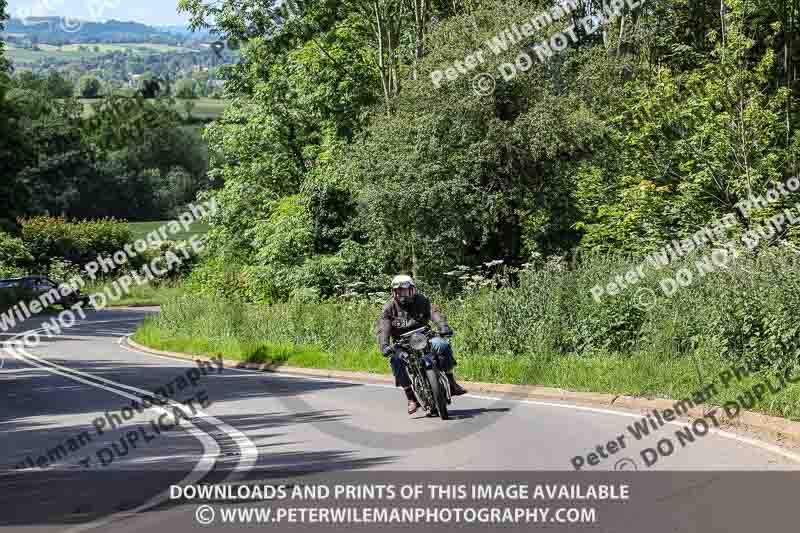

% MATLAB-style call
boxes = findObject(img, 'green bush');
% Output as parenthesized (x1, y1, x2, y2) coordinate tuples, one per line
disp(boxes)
(0, 262, 26, 278)
(145, 240, 203, 280)
(78, 75, 101, 98)
(45, 259, 83, 283)
(175, 79, 196, 99)
(184, 249, 377, 305)
(185, 256, 256, 302)
(0, 287, 28, 312)
(0, 231, 34, 271)
(18, 216, 133, 271)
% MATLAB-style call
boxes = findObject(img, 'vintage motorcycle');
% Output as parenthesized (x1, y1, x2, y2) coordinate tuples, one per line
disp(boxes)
(393, 326, 453, 420)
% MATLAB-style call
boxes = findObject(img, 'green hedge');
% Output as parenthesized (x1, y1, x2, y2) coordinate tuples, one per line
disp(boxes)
(18, 216, 132, 268)
(10, 217, 200, 280)
(0, 232, 34, 271)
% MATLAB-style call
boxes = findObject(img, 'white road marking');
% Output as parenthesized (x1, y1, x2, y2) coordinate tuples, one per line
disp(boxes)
(4, 319, 258, 532)
(14, 330, 258, 473)
(5, 340, 219, 532)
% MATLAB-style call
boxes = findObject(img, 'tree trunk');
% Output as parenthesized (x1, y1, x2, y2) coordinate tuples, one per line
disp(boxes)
(720, 0, 726, 61)
(411, 238, 418, 280)
(373, 1, 392, 114)
(412, 0, 426, 81)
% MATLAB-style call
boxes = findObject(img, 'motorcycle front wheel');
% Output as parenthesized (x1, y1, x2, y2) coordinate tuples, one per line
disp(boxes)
(425, 369, 449, 420)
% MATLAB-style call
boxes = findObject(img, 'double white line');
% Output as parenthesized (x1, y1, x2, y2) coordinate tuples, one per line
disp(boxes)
(4, 319, 258, 532)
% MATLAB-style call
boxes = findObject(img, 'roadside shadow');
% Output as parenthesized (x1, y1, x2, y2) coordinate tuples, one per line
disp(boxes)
(411, 407, 511, 421)
(445, 407, 512, 420)
(0, 448, 396, 527)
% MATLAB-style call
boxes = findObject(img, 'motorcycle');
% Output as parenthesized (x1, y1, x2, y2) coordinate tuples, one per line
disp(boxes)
(393, 326, 453, 420)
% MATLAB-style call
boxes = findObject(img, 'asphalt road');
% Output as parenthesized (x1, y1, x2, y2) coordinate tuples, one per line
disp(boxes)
(2, 308, 800, 533)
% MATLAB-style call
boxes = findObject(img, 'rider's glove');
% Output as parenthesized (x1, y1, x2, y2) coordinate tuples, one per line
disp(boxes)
(382, 345, 394, 357)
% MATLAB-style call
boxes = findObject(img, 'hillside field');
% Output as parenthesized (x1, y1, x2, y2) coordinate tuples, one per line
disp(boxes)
(5, 42, 202, 63)
(128, 221, 211, 242)
(79, 97, 227, 120)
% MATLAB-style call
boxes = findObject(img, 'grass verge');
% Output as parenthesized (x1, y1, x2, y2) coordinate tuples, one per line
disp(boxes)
(132, 318, 703, 392)
(82, 281, 186, 307)
(131, 244, 800, 423)
(131, 299, 800, 423)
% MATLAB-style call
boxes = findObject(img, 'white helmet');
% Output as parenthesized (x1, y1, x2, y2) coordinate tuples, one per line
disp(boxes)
(391, 274, 417, 305)
(391, 274, 416, 289)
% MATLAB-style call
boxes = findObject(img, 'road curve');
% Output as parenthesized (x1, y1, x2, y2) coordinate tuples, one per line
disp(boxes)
(2, 308, 799, 532)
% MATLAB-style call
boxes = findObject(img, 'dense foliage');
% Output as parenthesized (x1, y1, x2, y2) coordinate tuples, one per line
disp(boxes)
(0, 70, 210, 229)
(156, 245, 800, 365)
(0, 215, 202, 287)
(173, 0, 799, 301)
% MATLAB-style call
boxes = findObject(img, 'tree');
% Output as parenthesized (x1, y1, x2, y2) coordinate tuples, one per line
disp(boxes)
(175, 0, 800, 299)
(0, 0, 35, 230)
(139, 78, 162, 99)
(14, 71, 44, 92)
(78, 75, 101, 98)
(175, 78, 195, 98)
(44, 71, 74, 98)
(183, 98, 195, 120)
(0, 0, 9, 74)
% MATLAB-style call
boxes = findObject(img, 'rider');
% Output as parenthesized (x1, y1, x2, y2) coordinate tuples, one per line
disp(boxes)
(376, 274, 467, 414)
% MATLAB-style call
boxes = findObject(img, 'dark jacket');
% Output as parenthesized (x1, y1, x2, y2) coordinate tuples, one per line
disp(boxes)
(376, 293, 450, 352)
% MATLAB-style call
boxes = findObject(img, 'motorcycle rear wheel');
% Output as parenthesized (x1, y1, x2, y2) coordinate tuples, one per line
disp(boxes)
(426, 369, 449, 420)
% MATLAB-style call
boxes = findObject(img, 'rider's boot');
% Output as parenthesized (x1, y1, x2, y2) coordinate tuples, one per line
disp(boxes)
(404, 386, 419, 414)
(446, 373, 467, 396)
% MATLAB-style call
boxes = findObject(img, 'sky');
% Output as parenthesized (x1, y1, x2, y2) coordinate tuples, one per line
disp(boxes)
(7, 0, 191, 27)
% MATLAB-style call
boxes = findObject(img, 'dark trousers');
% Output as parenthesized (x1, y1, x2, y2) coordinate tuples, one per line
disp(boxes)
(390, 337, 456, 388)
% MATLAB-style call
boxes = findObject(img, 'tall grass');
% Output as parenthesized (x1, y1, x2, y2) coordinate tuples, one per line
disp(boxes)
(83, 279, 187, 307)
(134, 247, 800, 419)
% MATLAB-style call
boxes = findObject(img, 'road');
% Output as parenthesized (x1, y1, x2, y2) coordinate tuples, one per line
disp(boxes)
(2, 308, 799, 532)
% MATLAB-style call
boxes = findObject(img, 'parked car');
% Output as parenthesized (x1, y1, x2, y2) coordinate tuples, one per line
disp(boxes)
(0, 276, 90, 310)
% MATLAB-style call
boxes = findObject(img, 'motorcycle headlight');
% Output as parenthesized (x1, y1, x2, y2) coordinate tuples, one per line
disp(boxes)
(409, 333, 428, 351)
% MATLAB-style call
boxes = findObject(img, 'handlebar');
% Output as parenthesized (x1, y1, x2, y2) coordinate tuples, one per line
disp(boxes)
(398, 326, 430, 338)
(392, 327, 453, 354)
(396, 326, 454, 342)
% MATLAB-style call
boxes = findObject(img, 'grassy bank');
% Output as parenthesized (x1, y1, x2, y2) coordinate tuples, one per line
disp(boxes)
(83, 280, 186, 307)
(133, 303, 800, 420)
(133, 246, 800, 421)
(133, 315, 704, 397)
